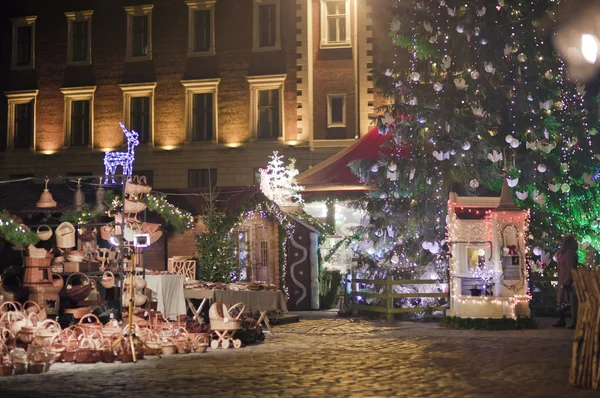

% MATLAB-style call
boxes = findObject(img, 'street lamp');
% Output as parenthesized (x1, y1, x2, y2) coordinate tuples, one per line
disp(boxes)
(536, 1, 600, 82)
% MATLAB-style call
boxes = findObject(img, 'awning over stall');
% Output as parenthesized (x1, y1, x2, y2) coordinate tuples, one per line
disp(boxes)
(297, 126, 390, 193)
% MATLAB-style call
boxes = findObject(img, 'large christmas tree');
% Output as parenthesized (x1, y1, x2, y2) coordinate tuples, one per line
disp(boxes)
(350, 0, 600, 275)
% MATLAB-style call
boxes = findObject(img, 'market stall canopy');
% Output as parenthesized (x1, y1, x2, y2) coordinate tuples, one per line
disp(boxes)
(160, 186, 268, 215)
(297, 126, 391, 194)
(0, 182, 97, 214)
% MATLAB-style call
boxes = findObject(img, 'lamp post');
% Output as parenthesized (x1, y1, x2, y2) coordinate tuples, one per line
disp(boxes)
(536, 1, 600, 82)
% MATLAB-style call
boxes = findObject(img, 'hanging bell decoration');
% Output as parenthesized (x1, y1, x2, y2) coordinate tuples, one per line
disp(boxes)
(36, 178, 57, 208)
(72, 178, 85, 212)
(93, 178, 108, 213)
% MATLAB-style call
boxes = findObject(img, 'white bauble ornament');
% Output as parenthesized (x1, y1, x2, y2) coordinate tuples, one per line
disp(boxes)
(391, 254, 399, 265)
(433, 82, 443, 92)
(477, 7, 486, 16)
(554, 101, 565, 110)
(561, 183, 571, 193)
(505, 134, 513, 143)
(442, 55, 452, 70)
(422, 241, 432, 250)
(484, 62, 495, 74)
(544, 70, 553, 79)
(518, 53, 527, 62)
(429, 242, 440, 254)
(507, 177, 519, 187)
(533, 247, 543, 256)
(537, 164, 547, 173)
(481, 38, 488, 45)
(462, 141, 471, 150)
(592, 220, 599, 229)
(388, 162, 397, 172)
(510, 138, 520, 148)
(470, 70, 480, 80)
(371, 164, 379, 173)
(470, 179, 479, 189)
(386, 225, 395, 237)
(456, 25, 464, 33)
(474, 27, 480, 36)
(417, 117, 427, 124)
(410, 72, 421, 82)
(409, 97, 418, 106)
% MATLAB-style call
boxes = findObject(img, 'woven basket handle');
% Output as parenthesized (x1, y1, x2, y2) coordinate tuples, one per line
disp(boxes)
(102, 271, 114, 280)
(228, 302, 246, 320)
(38, 319, 61, 331)
(23, 300, 42, 314)
(79, 314, 101, 325)
(0, 301, 22, 314)
(66, 272, 90, 287)
(37, 225, 51, 233)
(138, 175, 147, 185)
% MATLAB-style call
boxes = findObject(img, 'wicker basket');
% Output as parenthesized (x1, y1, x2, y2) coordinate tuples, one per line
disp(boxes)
(36, 225, 53, 241)
(61, 273, 92, 304)
(27, 245, 48, 259)
(209, 302, 244, 331)
(24, 300, 46, 322)
(124, 198, 147, 214)
(56, 222, 76, 249)
(78, 314, 103, 336)
(101, 271, 115, 289)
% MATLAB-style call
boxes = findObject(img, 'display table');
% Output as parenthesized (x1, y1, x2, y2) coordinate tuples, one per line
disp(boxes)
(145, 274, 186, 316)
(184, 289, 288, 335)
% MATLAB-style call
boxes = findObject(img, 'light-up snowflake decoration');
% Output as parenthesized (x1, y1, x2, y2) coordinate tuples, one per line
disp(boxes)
(260, 151, 304, 207)
(104, 123, 139, 184)
(471, 265, 496, 286)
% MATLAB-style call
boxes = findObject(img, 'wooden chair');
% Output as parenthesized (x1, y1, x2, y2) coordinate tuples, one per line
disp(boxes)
(168, 257, 196, 281)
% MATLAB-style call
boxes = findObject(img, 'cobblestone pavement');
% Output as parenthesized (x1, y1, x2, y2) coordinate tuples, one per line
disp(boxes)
(0, 316, 597, 398)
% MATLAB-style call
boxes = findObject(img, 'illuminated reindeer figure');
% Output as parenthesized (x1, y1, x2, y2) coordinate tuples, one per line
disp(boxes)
(103, 123, 139, 184)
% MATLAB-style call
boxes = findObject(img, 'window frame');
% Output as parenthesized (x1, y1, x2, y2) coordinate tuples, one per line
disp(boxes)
(181, 79, 220, 144)
(320, 0, 351, 49)
(65, 10, 93, 66)
(119, 82, 157, 146)
(188, 168, 218, 188)
(5, 90, 38, 151)
(60, 86, 96, 149)
(252, 0, 281, 52)
(186, 0, 216, 57)
(124, 5, 154, 62)
(11, 16, 36, 70)
(326, 94, 346, 128)
(246, 74, 286, 140)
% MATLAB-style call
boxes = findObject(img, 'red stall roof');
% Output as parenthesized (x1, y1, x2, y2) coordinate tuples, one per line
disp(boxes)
(297, 127, 390, 193)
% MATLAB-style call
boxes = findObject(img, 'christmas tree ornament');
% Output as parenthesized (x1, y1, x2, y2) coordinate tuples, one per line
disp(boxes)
(507, 177, 519, 187)
(426, 178, 432, 185)
(417, 117, 427, 124)
(371, 164, 379, 173)
(516, 191, 528, 200)
(428, 35, 438, 44)
(481, 38, 488, 45)
(533, 190, 546, 205)
(454, 78, 468, 90)
(442, 55, 452, 70)
(456, 25, 464, 33)
(447, 7, 457, 16)
(410, 72, 421, 82)
(505, 134, 513, 143)
(548, 183, 560, 192)
(544, 70, 553, 79)
(471, 106, 486, 117)
(476, 7, 486, 16)
(433, 82, 443, 92)
(409, 97, 418, 105)
(554, 101, 565, 110)
(474, 27, 481, 36)
(385, 69, 393, 77)
(561, 183, 571, 193)
(388, 162, 397, 172)
(537, 164, 547, 173)
(470, 179, 480, 189)
(539, 101, 551, 110)
(592, 221, 599, 229)
(518, 53, 527, 62)
(533, 247, 543, 256)
(577, 83, 587, 96)
(387, 225, 395, 237)
(36, 178, 57, 208)
(390, 19, 401, 33)
(423, 21, 433, 33)
(484, 63, 496, 74)
(470, 70, 480, 79)
(462, 141, 471, 150)
(409, 168, 416, 181)
(583, 173, 595, 187)
(510, 138, 520, 148)
(391, 254, 399, 265)
(387, 170, 397, 181)
(487, 150, 503, 163)
(432, 151, 450, 161)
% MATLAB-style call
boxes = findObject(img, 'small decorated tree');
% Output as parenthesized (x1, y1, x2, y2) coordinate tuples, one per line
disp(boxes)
(196, 190, 236, 282)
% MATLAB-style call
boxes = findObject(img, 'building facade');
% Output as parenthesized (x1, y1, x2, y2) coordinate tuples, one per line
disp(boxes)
(0, 0, 391, 189)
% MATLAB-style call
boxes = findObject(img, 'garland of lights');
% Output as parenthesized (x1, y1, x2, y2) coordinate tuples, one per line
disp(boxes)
(0, 213, 40, 247)
(143, 194, 195, 234)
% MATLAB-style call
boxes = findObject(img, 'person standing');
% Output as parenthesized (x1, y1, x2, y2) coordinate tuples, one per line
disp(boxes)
(553, 235, 579, 329)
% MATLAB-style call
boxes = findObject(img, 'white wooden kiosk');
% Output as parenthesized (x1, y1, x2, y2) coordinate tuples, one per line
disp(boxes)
(446, 180, 531, 319)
